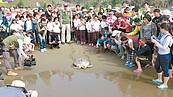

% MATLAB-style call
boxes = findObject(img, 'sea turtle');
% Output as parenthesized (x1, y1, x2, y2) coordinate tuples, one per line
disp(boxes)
(73, 58, 93, 69)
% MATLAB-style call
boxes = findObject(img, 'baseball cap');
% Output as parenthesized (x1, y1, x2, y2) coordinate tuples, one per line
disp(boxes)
(63, 3, 68, 7)
(11, 80, 26, 88)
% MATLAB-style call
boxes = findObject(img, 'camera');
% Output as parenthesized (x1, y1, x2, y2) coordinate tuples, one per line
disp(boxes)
(23, 55, 36, 67)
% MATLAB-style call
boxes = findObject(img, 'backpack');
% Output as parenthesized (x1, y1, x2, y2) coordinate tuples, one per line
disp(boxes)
(164, 35, 173, 64)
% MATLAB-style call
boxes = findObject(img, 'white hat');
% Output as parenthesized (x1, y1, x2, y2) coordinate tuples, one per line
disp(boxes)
(162, 10, 171, 16)
(82, 9, 88, 12)
(11, 80, 26, 88)
(107, 5, 112, 9)
(112, 30, 121, 36)
(89, 7, 94, 10)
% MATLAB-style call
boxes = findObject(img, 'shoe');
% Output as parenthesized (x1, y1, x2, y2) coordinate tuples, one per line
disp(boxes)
(81, 42, 83, 45)
(89, 44, 91, 46)
(43, 48, 47, 52)
(67, 42, 71, 44)
(7, 70, 18, 76)
(77, 41, 80, 44)
(14, 66, 24, 70)
(57, 45, 60, 49)
(83, 42, 86, 45)
(128, 63, 135, 67)
(121, 55, 125, 60)
(157, 84, 168, 89)
(124, 61, 130, 66)
(133, 69, 143, 73)
(152, 79, 163, 84)
(61, 42, 65, 45)
(91, 43, 94, 47)
(96, 50, 100, 54)
(40, 49, 44, 52)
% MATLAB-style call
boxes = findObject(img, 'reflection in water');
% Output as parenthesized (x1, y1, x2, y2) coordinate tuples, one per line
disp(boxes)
(2, 70, 173, 97)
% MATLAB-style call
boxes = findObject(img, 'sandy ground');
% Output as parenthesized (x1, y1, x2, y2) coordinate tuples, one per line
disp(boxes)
(0, 43, 173, 97)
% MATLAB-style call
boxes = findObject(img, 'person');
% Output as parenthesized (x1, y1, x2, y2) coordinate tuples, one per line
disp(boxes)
(60, 2, 72, 44)
(131, 38, 152, 73)
(111, 29, 124, 59)
(140, 14, 157, 66)
(96, 34, 106, 54)
(151, 23, 173, 89)
(36, 18, 47, 52)
(78, 16, 86, 45)
(127, 18, 142, 39)
(2, 34, 29, 76)
(52, 17, 61, 44)
(0, 80, 38, 97)
(121, 36, 138, 67)
(91, 15, 101, 47)
(23, 32, 35, 52)
(152, 9, 162, 37)
(24, 15, 35, 35)
(86, 16, 93, 46)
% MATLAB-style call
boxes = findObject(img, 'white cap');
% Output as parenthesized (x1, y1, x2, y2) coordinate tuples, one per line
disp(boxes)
(11, 80, 26, 88)
(162, 10, 171, 16)
(82, 9, 88, 12)
(112, 30, 121, 36)
(107, 5, 112, 9)
(89, 7, 94, 10)
(31, 90, 38, 97)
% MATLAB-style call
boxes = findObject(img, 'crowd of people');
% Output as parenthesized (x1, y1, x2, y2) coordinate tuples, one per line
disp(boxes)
(0, 1, 173, 89)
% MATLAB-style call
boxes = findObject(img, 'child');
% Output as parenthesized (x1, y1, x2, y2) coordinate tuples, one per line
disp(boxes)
(47, 17, 54, 45)
(100, 15, 108, 36)
(121, 36, 138, 67)
(104, 26, 111, 38)
(111, 29, 125, 59)
(91, 16, 101, 47)
(96, 34, 106, 54)
(104, 34, 113, 50)
(73, 14, 80, 43)
(49, 17, 60, 49)
(23, 32, 35, 52)
(86, 16, 93, 46)
(53, 17, 61, 43)
(78, 16, 86, 45)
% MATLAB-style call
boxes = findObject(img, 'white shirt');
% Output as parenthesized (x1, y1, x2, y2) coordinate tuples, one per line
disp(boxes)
(154, 34, 173, 55)
(73, 19, 80, 28)
(10, 23, 22, 32)
(100, 20, 108, 28)
(17, 39, 28, 58)
(78, 19, 86, 30)
(107, 16, 117, 24)
(26, 20, 32, 31)
(47, 22, 54, 32)
(24, 36, 32, 44)
(86, 21, 93, 33)
(91, 20, 100, 31)
(53, 22, 60, 33)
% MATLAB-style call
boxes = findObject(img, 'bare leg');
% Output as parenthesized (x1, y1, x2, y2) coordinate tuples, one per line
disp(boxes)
(157, 72, 163, 82)
(163, 77, 169, 86)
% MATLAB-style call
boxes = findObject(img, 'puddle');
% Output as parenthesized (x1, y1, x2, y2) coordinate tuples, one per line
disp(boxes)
(1, 70, 173, 97)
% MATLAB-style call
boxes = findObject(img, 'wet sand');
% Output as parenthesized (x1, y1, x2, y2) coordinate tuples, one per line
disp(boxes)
(0, 43, 173, 97)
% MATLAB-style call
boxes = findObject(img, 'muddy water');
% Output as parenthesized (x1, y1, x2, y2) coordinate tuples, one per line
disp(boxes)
(0, 44, 173, 97)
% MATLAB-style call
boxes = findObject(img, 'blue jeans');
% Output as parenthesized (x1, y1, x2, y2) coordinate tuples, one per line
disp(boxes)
(37, 33, 46, 49)
(155, 54, 170, 77)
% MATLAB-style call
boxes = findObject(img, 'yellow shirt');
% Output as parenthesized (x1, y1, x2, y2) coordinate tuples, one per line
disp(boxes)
(127, 26, 141, 36)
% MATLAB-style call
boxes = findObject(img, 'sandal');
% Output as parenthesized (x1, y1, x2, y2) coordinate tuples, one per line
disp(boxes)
(133, 69, 143, 73)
